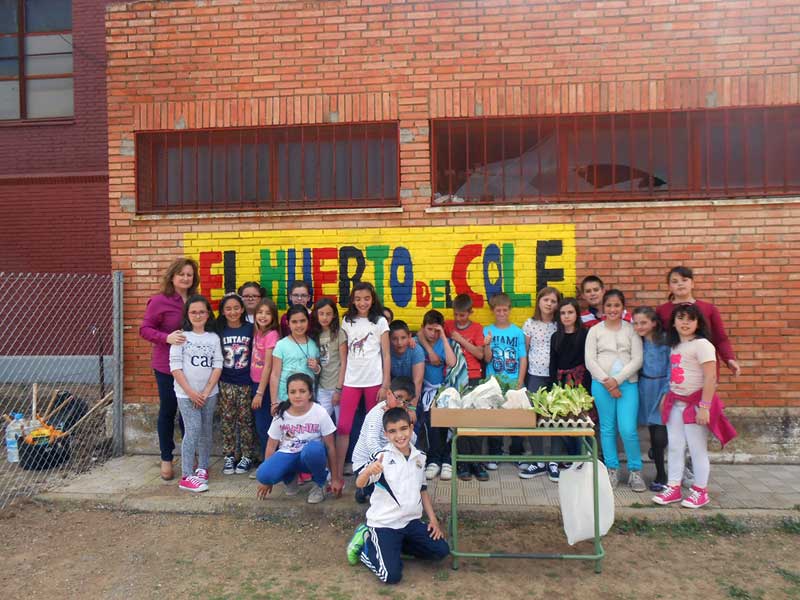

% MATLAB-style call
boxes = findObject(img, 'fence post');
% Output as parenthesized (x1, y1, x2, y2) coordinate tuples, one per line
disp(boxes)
(112, 271, 125, 457)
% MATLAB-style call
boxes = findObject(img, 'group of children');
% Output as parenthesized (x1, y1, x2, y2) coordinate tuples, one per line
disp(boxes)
(167, 279, 395, 502)
(163, 265, 738, 584)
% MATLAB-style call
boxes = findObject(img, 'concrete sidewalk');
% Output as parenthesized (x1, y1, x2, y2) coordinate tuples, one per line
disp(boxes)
(39, 454, 800, 518)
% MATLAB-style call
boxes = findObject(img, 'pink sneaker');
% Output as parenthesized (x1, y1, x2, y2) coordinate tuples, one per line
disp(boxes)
(179, 475, 208, 493)
(681, 485, 710, 509)
(195, 468, 209, 481)
(652, 484, 682, 505)
(298, 472, 313, 485)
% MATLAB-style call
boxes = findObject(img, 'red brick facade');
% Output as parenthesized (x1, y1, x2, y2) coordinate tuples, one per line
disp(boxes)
(106, 0, 800, 411)
(0, 0, 113, 273)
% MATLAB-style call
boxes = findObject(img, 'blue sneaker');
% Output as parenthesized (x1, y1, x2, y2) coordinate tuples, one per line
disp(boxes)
(347, 524, 369, 565)
(518, 463, 547, 480)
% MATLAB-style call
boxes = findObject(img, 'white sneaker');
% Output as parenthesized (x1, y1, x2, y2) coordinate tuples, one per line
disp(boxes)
(485, 462, 499, 471)
(607, 468, 618, 489)
(425, 463, 441, 479)
(628, 470, 647, 493)
(284, 476, 300, 496)
(307, 484, 325, 504)
(440, 464, 453, 480)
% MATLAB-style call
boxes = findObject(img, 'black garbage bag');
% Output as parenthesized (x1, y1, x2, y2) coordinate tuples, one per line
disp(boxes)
(47, 391, 87, 432)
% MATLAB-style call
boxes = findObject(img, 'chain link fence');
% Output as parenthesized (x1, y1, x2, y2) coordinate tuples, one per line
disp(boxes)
(0, 272, 123, 509)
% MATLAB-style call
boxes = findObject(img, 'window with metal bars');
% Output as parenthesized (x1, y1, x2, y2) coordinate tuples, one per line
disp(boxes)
(431, 106, 800, 204)
(0, 0, 74, 120)
(136, 122, 399, 213)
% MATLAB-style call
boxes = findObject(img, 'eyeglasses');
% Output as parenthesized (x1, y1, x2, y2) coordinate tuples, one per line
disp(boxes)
(290, 293, 310, 300)
(242, 295, 261, 299)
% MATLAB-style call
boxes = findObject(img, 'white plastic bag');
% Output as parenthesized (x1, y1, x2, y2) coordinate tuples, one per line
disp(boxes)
(501, 388, 531, 409)
(460, 376, 504, 409)
(435, 387, 462, 409)
(558, 461, 615, 545)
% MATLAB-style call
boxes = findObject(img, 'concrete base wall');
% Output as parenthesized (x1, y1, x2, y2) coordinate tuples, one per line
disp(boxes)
(122, 403, 800, 464)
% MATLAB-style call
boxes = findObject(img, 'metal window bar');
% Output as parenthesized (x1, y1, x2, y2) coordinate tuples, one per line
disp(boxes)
(363, 124, 369, 199)
(429, 106, 800, 206)
(482, 118, 488, 200)
(518, 117, 523, 202)
(783, 107, 789, 192)
(591, 115, 597, 201)
(464, 120, 470, 201)
(347, 124, 353, 201)
(499, 120, 505, 201)
(537, 117, 542, 203)
(628, 113, 635, 195)
(331, 124, 337, 204)
(762, 108, 768, 195)
(449, 121, 454, 198)
(194, 132, 200, 210)
(666, 111, 673, 199)
(723, 109, 729, 196)
(704, 109, 711, 195)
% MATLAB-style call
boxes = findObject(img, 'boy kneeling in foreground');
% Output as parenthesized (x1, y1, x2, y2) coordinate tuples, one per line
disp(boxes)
(346, 407, 450, 583)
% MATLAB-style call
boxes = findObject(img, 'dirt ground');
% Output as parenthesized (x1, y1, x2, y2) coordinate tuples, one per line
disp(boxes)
(1, 502, 798, 600)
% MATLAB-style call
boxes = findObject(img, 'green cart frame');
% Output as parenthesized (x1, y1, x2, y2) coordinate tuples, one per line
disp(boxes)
(448, 427, 605, 573)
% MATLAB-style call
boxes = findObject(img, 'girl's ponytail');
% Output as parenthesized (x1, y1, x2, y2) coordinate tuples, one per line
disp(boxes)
(276, 400, 292, 420)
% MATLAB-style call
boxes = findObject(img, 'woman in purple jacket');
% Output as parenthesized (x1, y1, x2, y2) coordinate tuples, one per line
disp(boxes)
(140, 257, 200, 480)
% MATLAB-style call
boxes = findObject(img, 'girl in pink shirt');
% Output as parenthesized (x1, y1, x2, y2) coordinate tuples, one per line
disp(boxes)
(251, 298, 280, 460)
(652, 304, 736, 509)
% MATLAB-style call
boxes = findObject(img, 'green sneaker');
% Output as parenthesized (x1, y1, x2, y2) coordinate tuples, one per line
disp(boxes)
(346, 524, 369, 565)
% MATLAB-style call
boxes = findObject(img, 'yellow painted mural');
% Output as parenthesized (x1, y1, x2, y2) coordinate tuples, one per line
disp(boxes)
(184, 224, 576, 326)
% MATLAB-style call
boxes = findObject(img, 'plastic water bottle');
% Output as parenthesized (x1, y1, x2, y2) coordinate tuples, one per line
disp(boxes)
(5, 413, 24, 463)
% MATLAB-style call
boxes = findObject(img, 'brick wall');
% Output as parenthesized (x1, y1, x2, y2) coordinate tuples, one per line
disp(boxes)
(106, 0, 800, 410)
(0, 179, 110, 273)
(0, 0, 113, 273)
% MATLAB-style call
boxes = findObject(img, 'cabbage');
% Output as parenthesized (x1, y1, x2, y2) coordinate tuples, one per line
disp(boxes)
(527, 384, 594, 419)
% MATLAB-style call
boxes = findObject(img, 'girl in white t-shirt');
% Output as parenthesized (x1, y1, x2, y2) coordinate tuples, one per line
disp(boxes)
(653, 304, 736, 509)
(338, 282, 391, 479)
(169, 295, 223, 493)
(255, 373, 343, 503)
(520, 286, 562, 480)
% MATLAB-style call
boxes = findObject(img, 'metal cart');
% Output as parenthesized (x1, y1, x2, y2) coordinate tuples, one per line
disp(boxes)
(448, 426, 605, 573)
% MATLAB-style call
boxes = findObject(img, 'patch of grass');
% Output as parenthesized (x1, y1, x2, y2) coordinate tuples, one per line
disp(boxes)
(544, 570, 561, 579)
(777, 517, 800, 534)
(775, 567, 800, 585)
(665, 518, 706, 538)
(376, 588, 405, 599)
(628, 502, 658, 509)
(723, 584, 763, 600)
(616, 514, 747, 538)
(434, 569, 451, 582)
(615, 516, 655, 535)
(702, 513, 749, 536)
